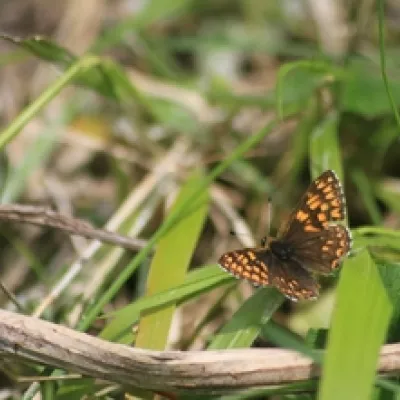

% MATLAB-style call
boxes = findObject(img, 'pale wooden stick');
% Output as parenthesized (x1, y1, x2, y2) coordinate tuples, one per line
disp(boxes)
(0, 309, 399, 395)
(0, 204, 147, 251)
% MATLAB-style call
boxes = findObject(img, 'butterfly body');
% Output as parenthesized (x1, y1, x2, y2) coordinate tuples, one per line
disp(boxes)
(218, 170, 352, 301)
(269, 240, 295, 260)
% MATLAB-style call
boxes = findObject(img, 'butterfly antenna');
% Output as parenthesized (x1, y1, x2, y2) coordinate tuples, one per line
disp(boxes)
(260, 196, 272, 247)
(266, 196, 272, 237)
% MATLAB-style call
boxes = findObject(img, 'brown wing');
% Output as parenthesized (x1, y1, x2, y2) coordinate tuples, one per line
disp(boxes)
(269, 257, 320, 301)
(279, 170, 346, 241)
(218, 248, 319, 301)
(292, 224, 352, 274)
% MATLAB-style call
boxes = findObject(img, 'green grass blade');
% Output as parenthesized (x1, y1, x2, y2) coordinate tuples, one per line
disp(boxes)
(309, 111, 343, 181)
(100, 266, 232, 341)
(1, 123, 59, 203)
(208, 288, 284, 349)
(377, 261, 400, 344)
(1, 34, 76, 66)
(318, 249, 392, 400)
(352, 226, 400, 253)
(261, 320, 322, 363)
(217, 381, 317, 400)
(0, 55, 101, 150)
(376, 183, 400, 216)
(351, 168, 382, 225)
(134, 172, 209, 349)
(77, 120, 276, 332)
(377, 0, 400, 131)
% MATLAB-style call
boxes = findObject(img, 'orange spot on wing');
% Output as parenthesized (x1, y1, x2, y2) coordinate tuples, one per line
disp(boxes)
(336, 248, 344, 257)
(307, 194, 320, 203)
(320, 203, 329, 211)
(308, 200, 322, 210)
(331, 209, 342, 219)
(331, 198, 340, 207)
(304, 224, 320, 232)
(317, 212, 327, 222)
(296, 210, 309, 222)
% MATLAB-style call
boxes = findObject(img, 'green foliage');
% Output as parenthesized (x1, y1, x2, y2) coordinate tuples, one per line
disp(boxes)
(208, 288, 283, 349)
(2, 0, 400, 398)
(319, 250, 392, 400)
(135, 172, 209, 350)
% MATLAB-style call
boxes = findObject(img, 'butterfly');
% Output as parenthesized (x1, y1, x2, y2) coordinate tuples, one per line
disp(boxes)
(218, 170, 352, 301)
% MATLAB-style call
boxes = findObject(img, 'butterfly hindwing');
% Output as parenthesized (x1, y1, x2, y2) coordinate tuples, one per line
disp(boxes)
(269, 256, 320, 301)
(218, 248, 271, 286)
(218, 248, 319, 301)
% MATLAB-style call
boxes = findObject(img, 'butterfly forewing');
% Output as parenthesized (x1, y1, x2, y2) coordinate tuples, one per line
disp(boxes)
(293, 224, 352, 274)
(279, 170, 346, 240)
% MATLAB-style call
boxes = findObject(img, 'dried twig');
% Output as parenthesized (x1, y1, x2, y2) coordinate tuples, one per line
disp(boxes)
(0, 204, 147, 251)
(1, 309, 399, 395)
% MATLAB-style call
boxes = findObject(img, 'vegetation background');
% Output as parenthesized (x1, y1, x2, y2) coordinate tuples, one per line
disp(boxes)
(0, 0, 400, 399)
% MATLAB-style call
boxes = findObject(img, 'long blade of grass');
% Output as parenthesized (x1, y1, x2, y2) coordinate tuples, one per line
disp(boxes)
(309, 111, 343, 181)
(351, 168, 382, 225)
(208, 288, 283, 349)
(0, 55, 101, 149)
(261, 320, 322, 363)
(377, 0, 400, 131)
(134, 172, 209, 350)
(318, 249, 392, 400)
(352, 226, 400, 253)
(100, 266, 232, 341)
(77, 119, 277, 332)
(1, 123, 60, 203)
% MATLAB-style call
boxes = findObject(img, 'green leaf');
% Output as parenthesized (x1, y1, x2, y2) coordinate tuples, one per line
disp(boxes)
(309, 111, 344, 181)
(341, 58, 400, 118)
(319, 249, 392, 400)
(276, 60, 343, 118)
(0, 35, 117, 98)
(208, 288, 284, 349)
(1, 34, 76, 66)
(134, 171, 209, 350)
